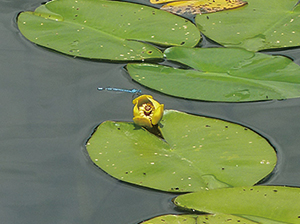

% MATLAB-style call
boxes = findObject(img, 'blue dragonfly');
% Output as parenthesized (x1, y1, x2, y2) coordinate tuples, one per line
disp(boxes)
(97, 87, 142, 97)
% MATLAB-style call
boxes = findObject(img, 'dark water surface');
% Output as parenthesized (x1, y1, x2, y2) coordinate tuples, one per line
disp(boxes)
(1, 0, 300, 223)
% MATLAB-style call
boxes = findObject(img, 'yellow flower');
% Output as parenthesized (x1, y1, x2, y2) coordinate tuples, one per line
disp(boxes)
(132, 95, 164, 128)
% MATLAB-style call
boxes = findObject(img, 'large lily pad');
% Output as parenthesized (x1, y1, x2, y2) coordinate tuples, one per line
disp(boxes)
(127, 47, 300, 102)
(17, 0, 201, 61)
(174, 186, 300, 223)
(195, 0, 300, 51)
(86, 110, 276, 192)
(141, 214, 258, 223)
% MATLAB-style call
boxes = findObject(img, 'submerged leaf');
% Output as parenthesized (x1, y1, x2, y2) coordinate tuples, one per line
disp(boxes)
(152, 0, 247, 15)
(174, 186, 300, 223)
(86, 110, 276, 192)
(17, 0, 201, 61)
(127, 47, 300, 102)
(141, 214, 258, 223)
(196, 0, 300, 51)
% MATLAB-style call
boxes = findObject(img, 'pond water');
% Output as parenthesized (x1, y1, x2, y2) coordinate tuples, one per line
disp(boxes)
(1, 0, 300, 223)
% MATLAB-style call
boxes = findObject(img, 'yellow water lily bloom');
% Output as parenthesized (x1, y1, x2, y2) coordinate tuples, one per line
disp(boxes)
(132, 95, 164, 128)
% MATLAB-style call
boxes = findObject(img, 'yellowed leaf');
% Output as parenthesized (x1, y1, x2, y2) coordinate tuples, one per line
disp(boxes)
(150, 0, 176, 4)
(150, 0, 247, 15)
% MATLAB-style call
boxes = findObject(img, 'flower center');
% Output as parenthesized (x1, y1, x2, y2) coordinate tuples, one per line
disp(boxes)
(139, 103, 154, 118)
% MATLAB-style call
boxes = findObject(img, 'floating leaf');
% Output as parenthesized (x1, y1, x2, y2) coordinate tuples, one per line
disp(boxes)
(196, 0, 300, 51)
(174, 186, 300, 223)
(86, 110, 276, 192)
(17, 0, 201, 61)
(141, 214, 199, 224)
(141, 214, 258, 223)
(127, 47, 300, 102)
(150, 0, 247, 15)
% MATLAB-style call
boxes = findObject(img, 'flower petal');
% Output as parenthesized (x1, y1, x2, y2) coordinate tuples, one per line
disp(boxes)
(132, 95, 153, 106)
(133, 116, 152, 128)
(148, 97, 161, 109)
(133, 104, 140, 117)
(152, 104, 164, 125)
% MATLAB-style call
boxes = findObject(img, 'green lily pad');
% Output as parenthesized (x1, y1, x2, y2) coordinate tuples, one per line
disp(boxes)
(141, 214, 258, 223)
(127, 47, 300, 102)
(86, 110, 276, 192)
(174, 186, 300, 223)
(195, 0, 300, 51)
(141, 214, 199, 224)
(17, 0, 201, 61)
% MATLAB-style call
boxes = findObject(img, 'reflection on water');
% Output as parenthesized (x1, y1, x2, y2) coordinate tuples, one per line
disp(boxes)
(1, 0, 300, 223)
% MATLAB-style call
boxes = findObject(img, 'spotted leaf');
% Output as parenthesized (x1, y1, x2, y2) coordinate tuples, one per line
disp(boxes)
(174, 186, 300, 223)
(86, 110, 276, 192)
(196, 0, 300, 51)
(141, 214, 258, 223)
(127, 47, 300, 102)
(17, 0, 200, 61)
